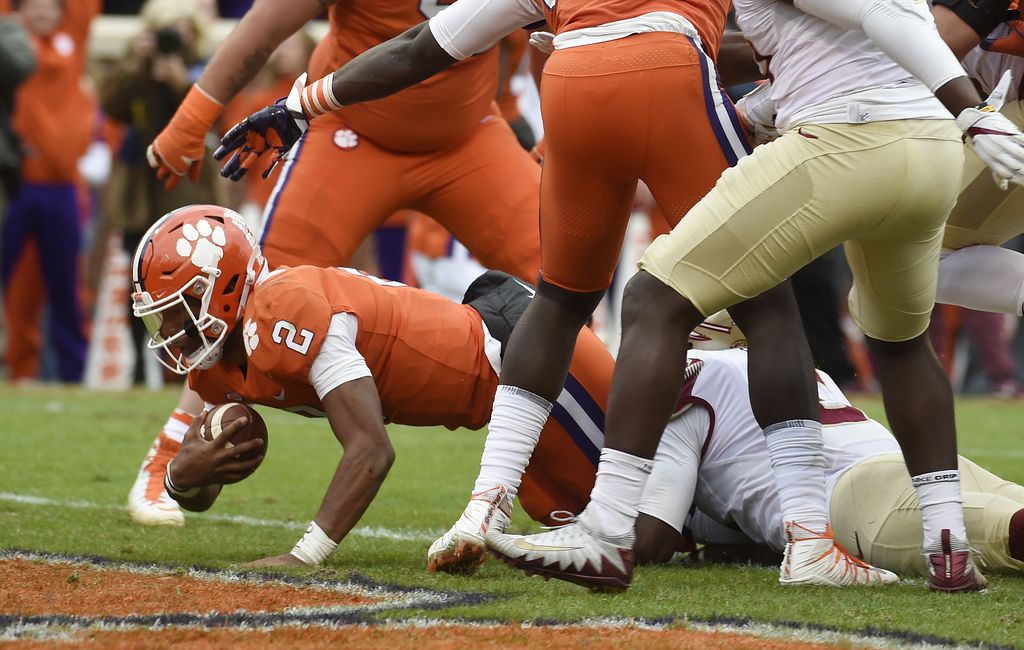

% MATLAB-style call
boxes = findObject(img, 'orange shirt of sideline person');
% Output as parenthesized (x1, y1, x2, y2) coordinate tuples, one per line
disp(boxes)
(8, 0, 99, 184)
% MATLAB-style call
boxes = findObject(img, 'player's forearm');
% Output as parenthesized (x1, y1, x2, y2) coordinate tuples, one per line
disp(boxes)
(170, 484, 222, 512)
(164, 465, 223, 512)
(312, 442, 395, 543)
(320, 22, 456, 109)
(934, 75, 987, 115)
(196, 0, 327, 103)
(933, 6, 983, 60)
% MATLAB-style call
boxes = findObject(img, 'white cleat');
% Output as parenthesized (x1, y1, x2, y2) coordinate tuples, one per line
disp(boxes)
(427, 485, 512, 574)
(127, 434, 184, 527)
(780, 521, 897, 587)
(485, 509, 635, 592)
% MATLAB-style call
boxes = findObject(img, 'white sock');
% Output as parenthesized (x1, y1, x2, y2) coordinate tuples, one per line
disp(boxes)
(161, 409, 192, 444)
(764, 420, 829, 533)
(912, 469, 967, 548)
(472, 385, 552, 498)
(584, 448, 652, 539)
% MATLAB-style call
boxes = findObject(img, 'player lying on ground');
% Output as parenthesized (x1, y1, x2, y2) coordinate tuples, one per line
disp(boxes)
(129, 204, 613, 568)
(629, 346, 1024, 578)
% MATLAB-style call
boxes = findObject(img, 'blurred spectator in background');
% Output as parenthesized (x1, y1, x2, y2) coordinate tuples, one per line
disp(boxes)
(2, 0, 99, 383)
(0, 10, 35, 212)
(96, 0, 224, 383)
(0, 9, 36, 380)
(931, 306, 1024, 398)
(102, 0, 254, 17)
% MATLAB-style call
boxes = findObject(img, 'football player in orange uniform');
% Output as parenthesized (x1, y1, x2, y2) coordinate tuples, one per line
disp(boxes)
(146, 0, 540, 278)
(134, 0, 545, 524)
(130, 205, 609, 568)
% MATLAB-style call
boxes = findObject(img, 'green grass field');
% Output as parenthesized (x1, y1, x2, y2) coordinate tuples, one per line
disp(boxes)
(2, 386, 1024, 647)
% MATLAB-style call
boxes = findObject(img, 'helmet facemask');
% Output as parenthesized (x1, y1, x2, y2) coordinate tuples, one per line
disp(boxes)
(133, 272, 230, 375)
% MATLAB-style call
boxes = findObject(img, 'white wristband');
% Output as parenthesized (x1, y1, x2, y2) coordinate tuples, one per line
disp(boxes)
(289, 521, 338, 566)
(164, 459, 201, 499)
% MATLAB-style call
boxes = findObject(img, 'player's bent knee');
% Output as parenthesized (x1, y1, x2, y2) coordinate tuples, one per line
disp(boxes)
(621, 271, 698, 329)
(864, 331, 931, 359)
(535, 279, 605, 321)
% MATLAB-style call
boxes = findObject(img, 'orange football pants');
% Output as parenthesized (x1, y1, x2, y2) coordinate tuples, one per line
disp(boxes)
(259, 111, 541, 282)
(539, 32, 750, 291)
(518, 326, 614, 525)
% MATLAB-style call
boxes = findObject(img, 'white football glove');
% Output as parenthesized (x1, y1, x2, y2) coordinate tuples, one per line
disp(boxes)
(735, 81, 779, 146)
(955, 71, 1024, 190)
(529, 31, 554, 54)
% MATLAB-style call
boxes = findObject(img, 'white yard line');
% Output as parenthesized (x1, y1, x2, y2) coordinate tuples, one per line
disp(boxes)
(0, 492, 438, 542)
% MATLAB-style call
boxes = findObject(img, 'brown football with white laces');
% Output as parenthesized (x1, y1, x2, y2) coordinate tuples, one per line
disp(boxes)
(200, 403, 269, 466)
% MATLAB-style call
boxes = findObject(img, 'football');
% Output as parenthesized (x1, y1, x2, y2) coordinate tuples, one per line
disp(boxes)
(200, 403, 269, 466)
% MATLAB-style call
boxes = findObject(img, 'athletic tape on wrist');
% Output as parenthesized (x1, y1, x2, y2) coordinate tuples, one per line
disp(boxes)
(164, 460, 201, 499)
(300, 73, 344, 119)
(290, 521, 338, 566)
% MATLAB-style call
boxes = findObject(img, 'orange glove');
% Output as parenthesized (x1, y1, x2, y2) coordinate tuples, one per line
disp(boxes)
(146, 85, 223, 190)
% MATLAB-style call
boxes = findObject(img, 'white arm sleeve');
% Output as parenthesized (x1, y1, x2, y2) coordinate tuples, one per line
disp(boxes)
(937, 245, 1024, 316)
(794, 0, 966, 92)
(637, 406, 710, 533)
(428, 0, 545, 61)
(308, 312, 373, 400)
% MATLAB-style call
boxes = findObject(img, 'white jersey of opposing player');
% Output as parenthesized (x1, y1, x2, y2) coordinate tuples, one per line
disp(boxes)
(962, 30, 1024, 101)
(734, 0, 950, 131)
(638, 348, 900, 551)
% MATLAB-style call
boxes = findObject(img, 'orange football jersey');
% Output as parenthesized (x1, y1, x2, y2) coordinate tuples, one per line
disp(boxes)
(307, 0, 501, 152)
(532, 0, 730, 60)
(189, 265, 497, 428)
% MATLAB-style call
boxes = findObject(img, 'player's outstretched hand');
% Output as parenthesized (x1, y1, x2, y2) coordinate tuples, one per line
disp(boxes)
(213, 74, 310, 181)
(956, 71, 1024, 190)
(170, 410, 264, 488)
(244, 553, 308, 568)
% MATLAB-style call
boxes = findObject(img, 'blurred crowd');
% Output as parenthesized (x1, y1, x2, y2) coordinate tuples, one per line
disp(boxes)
(0, 0, 1022, 397)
